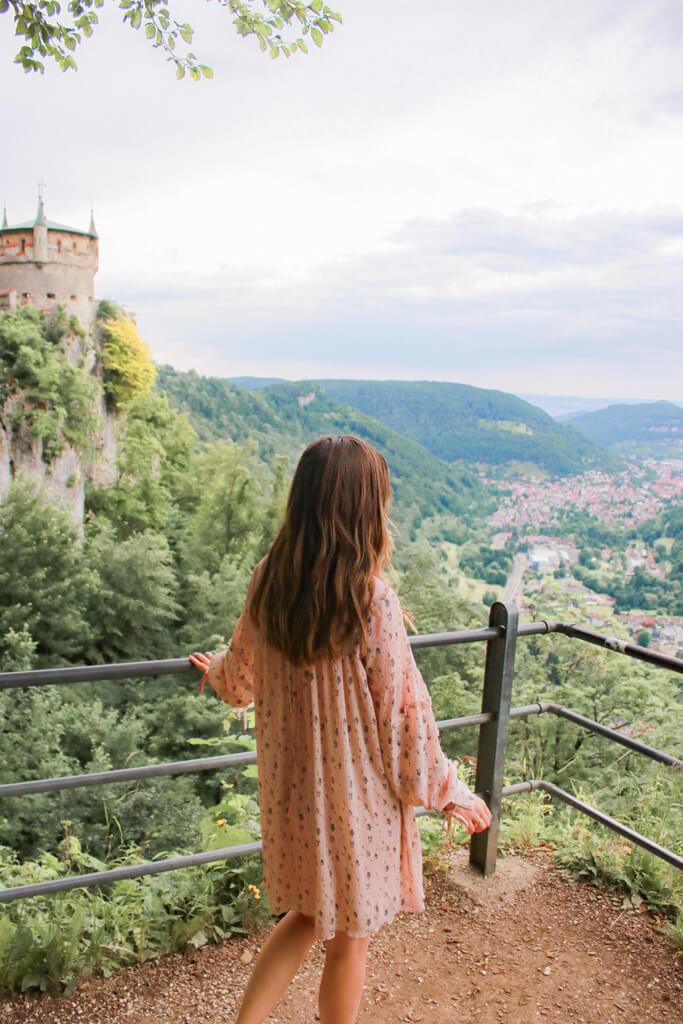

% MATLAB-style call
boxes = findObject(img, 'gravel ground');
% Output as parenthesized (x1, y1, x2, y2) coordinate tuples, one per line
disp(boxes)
(1, 850, 680, 1024)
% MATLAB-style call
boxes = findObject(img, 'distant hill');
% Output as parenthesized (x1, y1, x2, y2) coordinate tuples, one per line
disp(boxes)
(157, 367, 491, 530)
(310, 380, 617, 476)
(566, 401, 683, 449)
(228, 376, 286, 390)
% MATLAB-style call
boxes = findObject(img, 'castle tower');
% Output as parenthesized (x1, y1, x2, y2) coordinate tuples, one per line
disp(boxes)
(0, 197, 99, 327)
(33, 195, 48, 263)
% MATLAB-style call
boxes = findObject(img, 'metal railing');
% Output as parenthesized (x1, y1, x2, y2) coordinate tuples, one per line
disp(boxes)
(1, 604, 681, 905)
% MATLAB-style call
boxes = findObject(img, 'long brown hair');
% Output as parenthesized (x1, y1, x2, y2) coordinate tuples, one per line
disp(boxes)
(248, 435, 393, 665)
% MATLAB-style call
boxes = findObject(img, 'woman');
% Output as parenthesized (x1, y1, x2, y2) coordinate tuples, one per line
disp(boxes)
(190, 435, 491, 1024)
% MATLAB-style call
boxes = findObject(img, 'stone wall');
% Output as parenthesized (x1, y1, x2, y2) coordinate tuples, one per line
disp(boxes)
(0, 333, 118, 524)
(0, 228, 98, 327)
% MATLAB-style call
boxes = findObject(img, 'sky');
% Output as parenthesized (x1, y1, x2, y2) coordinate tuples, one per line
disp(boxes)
(2, 0, 682, 402)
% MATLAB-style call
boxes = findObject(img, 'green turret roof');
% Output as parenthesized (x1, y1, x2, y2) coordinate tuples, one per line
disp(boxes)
(1, 200, 96, 237)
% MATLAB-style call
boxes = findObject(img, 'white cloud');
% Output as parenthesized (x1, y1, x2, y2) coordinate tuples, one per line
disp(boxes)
(99, 205, 682, 400)
(2, 0, 682, 398)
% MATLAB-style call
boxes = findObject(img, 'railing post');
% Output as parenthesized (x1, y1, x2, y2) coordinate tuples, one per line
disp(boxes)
(469, 600, 518, 876)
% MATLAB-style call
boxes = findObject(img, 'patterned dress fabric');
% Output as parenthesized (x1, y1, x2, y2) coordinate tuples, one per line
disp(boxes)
(205, 576, 475, 941)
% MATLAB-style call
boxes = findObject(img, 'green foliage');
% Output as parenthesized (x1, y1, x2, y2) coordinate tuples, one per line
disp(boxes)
(573, 562, 683, 617)
(86, 391, 195, 537)
(83, 522, 179, 664)
(0, 478, 95, 665)
(2, 335, 680, 990)
(539, 505, 682, 615)
(458, 536, 513, 585)
(155, 366, 490, 538)
(567, 401, 683, 450)
(553, 820, 682, 920)
(0, 721, 266, 994)
(316, 379, 619, 477)
(0, 627, 77, 857)
(0, 840, 267, 993)
(98, 314, 156, 410)
(3, 0, 341, 77)
(0, 307, 101, 463)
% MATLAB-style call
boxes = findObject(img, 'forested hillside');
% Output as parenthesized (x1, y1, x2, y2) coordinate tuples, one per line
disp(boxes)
(566, 400, 683, 450)
(156, 367, 491, 533)
(313, 379, 617, 475)
(1, 317, 680, 994)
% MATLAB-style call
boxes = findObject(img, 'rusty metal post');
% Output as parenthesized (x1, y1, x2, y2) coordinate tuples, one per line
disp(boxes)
(469, 601, 518, 875)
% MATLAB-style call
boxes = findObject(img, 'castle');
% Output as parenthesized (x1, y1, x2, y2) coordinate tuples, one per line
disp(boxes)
(0, 197, 99, 328)
(0, 196, 115, 519)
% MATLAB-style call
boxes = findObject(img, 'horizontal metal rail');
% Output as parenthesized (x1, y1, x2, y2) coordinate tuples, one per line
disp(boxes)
(3, 775, 681, 902)
(0, 751, 258, 799)
(551, 622, 683, 674)
(1, 706, 681, 903)
(0, 842, 264, 904)
(504, 781, 683, 872)
(1, 621, 681, 905)
(536, 702, 682, 769)
(2, 702, 677, 801)
(2, 620, 680, 691)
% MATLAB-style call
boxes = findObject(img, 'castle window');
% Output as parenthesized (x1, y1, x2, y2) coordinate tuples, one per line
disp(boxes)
(47, 292, 56, 299)
(21, 292, 29, 299)
(70, 294, 77, 300)
(73, 241, 77, 252)
(57, 240, 62, 253)
(20, 239, 25, 254)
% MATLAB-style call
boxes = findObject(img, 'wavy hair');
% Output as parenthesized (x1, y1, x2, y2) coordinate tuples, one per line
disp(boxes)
(248, 435, 393, 665)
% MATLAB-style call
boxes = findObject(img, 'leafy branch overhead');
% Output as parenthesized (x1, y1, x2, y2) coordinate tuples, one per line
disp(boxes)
(1, 0, 342, 77)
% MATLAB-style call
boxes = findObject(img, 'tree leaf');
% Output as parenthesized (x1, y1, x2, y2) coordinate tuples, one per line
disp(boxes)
(310, 25, 322, 46)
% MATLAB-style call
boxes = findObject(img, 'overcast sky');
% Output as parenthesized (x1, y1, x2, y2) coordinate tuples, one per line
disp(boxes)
(2, 0, 682, 401)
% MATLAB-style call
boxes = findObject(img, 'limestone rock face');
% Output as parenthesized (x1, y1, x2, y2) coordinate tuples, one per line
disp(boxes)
(0, 332, 118, 522)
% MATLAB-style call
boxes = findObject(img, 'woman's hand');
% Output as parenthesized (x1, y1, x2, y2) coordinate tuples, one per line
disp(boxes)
(189, 651, 213, 693)
(445, 795, 492, 835)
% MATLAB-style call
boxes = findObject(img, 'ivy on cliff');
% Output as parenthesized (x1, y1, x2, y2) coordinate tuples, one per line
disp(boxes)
(0, 306, 100, 463)
(97, 304, 157, 411)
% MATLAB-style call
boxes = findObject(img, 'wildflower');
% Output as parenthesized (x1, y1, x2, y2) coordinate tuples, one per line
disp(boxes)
(247, 884, 261, 900)
(216, 818, 227, 827)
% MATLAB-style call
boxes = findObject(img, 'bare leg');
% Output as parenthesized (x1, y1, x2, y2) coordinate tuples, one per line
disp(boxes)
(318, 931, 371, 1024)
(235, 910, 316, 1024)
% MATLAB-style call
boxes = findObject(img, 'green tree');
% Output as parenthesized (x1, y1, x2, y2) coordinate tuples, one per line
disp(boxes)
(0, 478, 95, 665)
(84, 521, 180, 664)
(0, 625, 78, 857)
(3, 0, 341, 77)
(182, 441, 270, 576)
(87, 391, 195, 537)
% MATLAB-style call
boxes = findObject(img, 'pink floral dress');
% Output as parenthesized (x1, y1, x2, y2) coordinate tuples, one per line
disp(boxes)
(205, 576, 474, 941)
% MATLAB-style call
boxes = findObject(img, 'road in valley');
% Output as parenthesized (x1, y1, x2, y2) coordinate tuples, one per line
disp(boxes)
(504, 552, 527, 604)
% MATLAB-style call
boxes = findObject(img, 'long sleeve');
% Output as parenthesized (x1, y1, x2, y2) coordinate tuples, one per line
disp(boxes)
(365, 582, 474, 812)
(203, 609, 255, 708)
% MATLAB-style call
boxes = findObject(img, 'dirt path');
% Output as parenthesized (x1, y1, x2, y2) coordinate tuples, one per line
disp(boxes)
(2, 851, 680, 1024)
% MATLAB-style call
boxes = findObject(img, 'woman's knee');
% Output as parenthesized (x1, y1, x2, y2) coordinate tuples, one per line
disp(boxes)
(289, 910, 316, 942)
(324, 931, 371, 958)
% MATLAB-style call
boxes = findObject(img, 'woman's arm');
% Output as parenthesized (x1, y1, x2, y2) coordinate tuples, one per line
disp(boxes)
(190, 609, 255, 708)
(365, 583, 485, 821)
